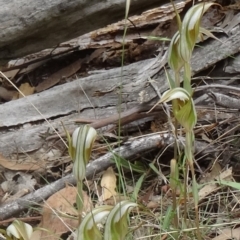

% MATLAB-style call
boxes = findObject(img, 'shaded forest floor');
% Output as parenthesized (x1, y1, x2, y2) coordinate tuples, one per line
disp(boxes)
(1, 0, 240, 239)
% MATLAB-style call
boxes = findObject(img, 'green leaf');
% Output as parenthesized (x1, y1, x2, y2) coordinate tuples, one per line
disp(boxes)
(165, 68, 176, 89)
(168, 32, 184, 72)
(170, 0, 182, 30)
(192, 177, 199, 208)
(170, 159, 179, 190)
(162, 205, 174, 231)
(113, 155, 145, 173)
(132, 173, 146, 200)
(77, 206, 112, 240)
(76, 181, 84, 212)
(185, 131, 195, 162)
(183, 62, 192, 94)
(104, 200, 138, 240)
(199, 27, 224, 43)
(149, 163, 161, 175)
(217, 180, 240, 190)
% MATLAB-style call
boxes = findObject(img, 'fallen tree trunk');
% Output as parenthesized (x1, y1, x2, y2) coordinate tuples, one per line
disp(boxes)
(0, 29, 239, 168)
(0, 0, 169, 63)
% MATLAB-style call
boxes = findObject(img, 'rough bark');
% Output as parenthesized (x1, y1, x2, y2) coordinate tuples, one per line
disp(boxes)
(0, 0, 169, 62)
(0, 30, 239, 161)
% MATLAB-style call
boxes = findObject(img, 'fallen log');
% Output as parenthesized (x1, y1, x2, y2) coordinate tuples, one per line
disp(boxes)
(0, 30, 239, 162)
(0, 0, 172, 62)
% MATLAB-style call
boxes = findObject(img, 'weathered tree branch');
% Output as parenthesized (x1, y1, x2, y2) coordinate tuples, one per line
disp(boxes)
(0, 0, 168, 62)
(0, 30, 239, 160)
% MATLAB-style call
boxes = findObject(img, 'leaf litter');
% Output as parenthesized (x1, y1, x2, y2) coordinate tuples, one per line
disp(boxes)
(1, 1, 240, 239)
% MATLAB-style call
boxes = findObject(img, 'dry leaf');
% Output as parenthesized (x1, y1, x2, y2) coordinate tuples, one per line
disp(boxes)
(0, 154, 45, 171)
(104, 195, 129, 205)
(19, 60, 48, 75)
(147, 201, 159, 209)
(38, 186, 92, 240)
(86, 48, 106, 63)
(36, 59, 82, 92)
(200, 162, 222, 184)
(18, 82, 35, 98)
(1, 171, 37, 203)
(212, 227, 240, 240)
(200, 133, 212, 143)
(216, 167, 233, 181)
(199, 168, 233, 201)
(100, 167, 117, 201)
(1, 171, 36, 194)
(198, 183, 220, 201)
(30, 229, 42, 240)
(2, 68, 19, 79)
